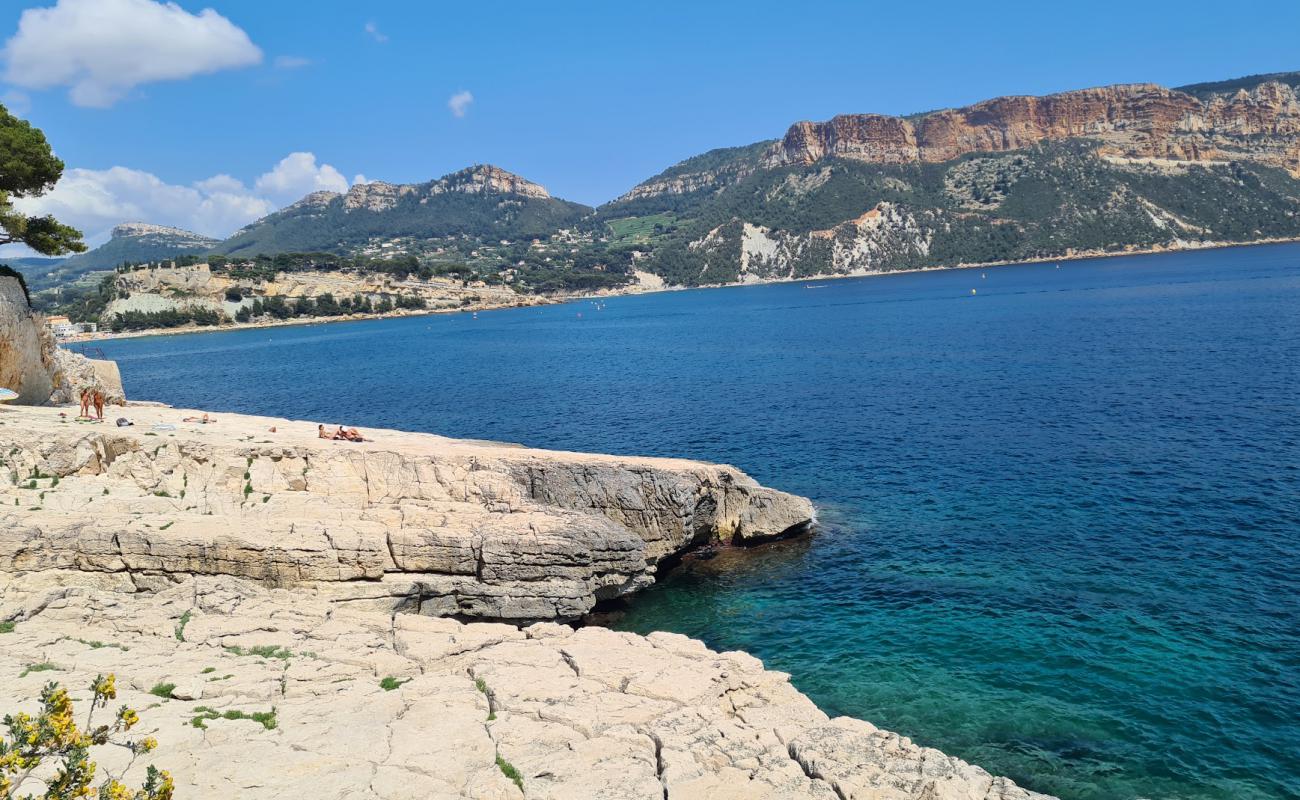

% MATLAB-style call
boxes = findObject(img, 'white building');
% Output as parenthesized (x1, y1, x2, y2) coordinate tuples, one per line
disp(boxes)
(43, 316, 96, 338)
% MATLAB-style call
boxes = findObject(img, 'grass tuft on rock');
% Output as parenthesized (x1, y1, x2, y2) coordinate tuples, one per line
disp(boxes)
(191, 705, 277, 731)
(174, 610, 192, 641)
(223, 644, 293, 660)
(496, 754, 524, 791)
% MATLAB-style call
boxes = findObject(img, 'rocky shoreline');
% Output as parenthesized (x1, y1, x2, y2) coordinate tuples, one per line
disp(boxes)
(0, 404, 1056, 798)
(0, 404, 812, 622)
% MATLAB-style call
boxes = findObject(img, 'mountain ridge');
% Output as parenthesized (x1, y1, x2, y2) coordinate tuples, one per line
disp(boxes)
(216, 163, 588, 257)
(27, 69, 1300, 307)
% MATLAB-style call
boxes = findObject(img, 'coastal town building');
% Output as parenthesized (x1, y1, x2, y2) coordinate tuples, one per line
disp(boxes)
(42, 314, 97, 338)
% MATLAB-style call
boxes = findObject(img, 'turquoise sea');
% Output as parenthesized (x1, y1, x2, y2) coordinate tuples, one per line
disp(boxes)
(92, 244, 1300, 800)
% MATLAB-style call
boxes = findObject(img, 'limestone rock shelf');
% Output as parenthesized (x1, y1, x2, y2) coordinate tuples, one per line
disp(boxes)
(0, 406, 1056, 798)
(0, 404, 813, 622)
(0, 577, 1053, 799)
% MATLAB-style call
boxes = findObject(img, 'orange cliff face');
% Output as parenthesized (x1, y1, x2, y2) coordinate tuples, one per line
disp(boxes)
(765, 82, 1300, 176)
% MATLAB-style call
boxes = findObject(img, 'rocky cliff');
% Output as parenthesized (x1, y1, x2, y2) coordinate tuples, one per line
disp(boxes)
(765, 81, 1300, 176)
(0, 274, 54, 403)
(601, 73, 1300, 287)
(343, 166, 553, 213)
(1, 273, 126, 405)
(0, 405, 811, 622)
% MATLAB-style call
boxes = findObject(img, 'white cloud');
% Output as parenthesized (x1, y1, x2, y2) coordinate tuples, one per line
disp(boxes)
(12, 166, 273, 246)
(8, 152, 355, 250)
(351, 174, 370, 186)
(448, 90, 473, 118)
(193, 174, 246, 194)
(252, 152, 349, 206)
(364, 21, 388, 43)
(273, 55, 312, 70)
(2, 0, 262, 108)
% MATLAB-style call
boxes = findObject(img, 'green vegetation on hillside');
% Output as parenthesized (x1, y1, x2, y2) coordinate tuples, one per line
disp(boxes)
(57, 227, 218, 274)
(217, 185, 591, 257)
(234, 292, 426, 323)
(111, 307, 227, 331)
(600, 139, 1300, 286)
(606, 213, 679, 243)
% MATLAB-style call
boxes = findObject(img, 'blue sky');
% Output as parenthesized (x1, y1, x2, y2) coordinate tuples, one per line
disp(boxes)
(3, 0, 1299, 246)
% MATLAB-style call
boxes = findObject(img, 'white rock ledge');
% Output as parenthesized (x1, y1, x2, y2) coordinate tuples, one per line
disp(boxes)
(1, 404, 812, 622)
(0, 578, 1054, 799)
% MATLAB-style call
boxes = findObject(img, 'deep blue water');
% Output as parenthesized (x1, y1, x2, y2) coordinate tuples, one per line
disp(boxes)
(92, 245, 1300, 800)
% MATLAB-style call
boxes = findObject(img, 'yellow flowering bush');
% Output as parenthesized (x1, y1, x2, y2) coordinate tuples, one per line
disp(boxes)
(0, 674, 172, 800)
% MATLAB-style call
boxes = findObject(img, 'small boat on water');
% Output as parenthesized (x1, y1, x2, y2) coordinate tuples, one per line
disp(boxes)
(804, 284, 828, 289)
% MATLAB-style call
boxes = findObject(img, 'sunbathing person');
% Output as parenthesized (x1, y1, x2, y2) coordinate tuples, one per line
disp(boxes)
(182, 413, 215, 424)
(318, 424, 335, 440)
(92, 389, 105, 420)
(79, 388, 91, 419)
(328, 425, 366, 442)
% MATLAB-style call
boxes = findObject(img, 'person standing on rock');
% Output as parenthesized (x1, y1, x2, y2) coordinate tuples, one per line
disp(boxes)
(79, 387, 91, 419)
(92, 388, 105, 421)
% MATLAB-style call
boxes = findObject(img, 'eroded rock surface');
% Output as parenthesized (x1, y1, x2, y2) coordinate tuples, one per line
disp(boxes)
(0, 405, 812, 622)
(0, 577, 1054, 800)
(0, 274, 54, 404)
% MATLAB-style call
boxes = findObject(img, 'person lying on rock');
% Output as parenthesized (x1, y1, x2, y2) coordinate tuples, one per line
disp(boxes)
(337, 425, 367, 442)
(182, 413, 215, 424)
